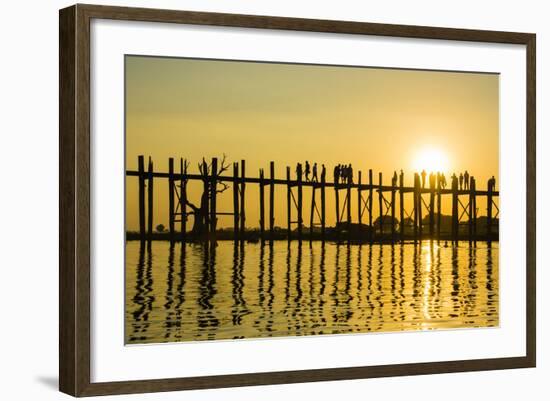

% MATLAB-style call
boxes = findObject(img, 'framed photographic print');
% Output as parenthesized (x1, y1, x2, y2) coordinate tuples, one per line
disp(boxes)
(59, 4, 536, 397)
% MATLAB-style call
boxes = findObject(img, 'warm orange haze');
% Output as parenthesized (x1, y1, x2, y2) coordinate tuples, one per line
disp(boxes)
(124, 55, 499, 344)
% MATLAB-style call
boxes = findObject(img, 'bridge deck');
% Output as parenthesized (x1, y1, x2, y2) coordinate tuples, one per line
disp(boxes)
(125, 170, 499, 196)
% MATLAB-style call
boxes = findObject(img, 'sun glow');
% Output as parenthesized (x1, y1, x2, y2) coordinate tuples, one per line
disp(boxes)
(412, 147, 449, 174)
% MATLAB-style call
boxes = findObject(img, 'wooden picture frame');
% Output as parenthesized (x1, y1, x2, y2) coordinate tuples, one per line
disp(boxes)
(59, 3, 536, 397)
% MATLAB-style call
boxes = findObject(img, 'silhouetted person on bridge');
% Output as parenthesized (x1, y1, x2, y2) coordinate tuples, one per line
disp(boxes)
(470, 176, 475, 191)
(421, 170, 427, 188)
(429, 172, 436, 189)
(334, 164, 340, 185)
(488, 176, 496, 192)
(305, 161, 311, 182)
(296, 163, 302, 181)
(459, 172, 464, 190)
(414, 172, 420, 189)
(464, 170, 470, 190)
(312, 162, 318, 182)
(341, 165, 348, 184)
(392, 171, 398, 187)
(441, 173, 447, 189)
(321, 164, 326, 182)
(451, 173, 458, 189)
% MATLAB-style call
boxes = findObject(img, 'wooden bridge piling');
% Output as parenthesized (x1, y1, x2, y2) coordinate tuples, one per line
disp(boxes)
(210, 157, 218, 240)
(391, 176, 396, 242)
(472, 178, 477, 240)
(468, 177, 476, 243)
(259, 168, 265, 242)
(138, 155, 145, 242)
(309, 184, 316, 241)
(413, 173, 419, 241)
(436, 178, 441, 241)
(487, 178, 493, 242)
(269, 161, 275, 243)
(452, 176, 459, 242)
(232, 162, 239, 242)
(168, 157, 175, 242)
(201, 159, 210, 239)
(417, 174, 423, 240)
(429, 178, 435, 238)
(286, 166, 291, 240)
(378, 172, 383, 237)
(297, 166, 303, 242)
(180, 158, 187, 242)
(347, 176, 352, 243)
(334, 179, 340, 228)
(357, 171, 362, 228)
(321, 171, 326, 240)
(368, 169, 373, 242)
(240, 160, 246, 240)
(147, 157, 154, 242)
(399, 171, 404, 241)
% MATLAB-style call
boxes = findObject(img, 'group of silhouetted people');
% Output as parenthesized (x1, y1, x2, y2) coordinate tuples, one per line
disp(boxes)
(293, 163, 495, 191)
(419, 169, 448, 189)
(297, 162, 354, 184)
(334, 164, 353, 184)
(459, 170, 470, 190)
(296, 161, 326, 183)
(417, 169, 495, 191)
(450, 170, 479, 191)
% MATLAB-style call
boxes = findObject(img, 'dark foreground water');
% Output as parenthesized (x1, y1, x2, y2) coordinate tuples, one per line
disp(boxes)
(125, 241, 498, 344)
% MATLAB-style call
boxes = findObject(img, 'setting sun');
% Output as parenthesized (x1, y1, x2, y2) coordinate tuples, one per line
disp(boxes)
(412, 147, 450, 174)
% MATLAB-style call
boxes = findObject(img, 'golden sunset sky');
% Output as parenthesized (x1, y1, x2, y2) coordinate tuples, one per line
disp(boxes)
(125, 56, 499, 231)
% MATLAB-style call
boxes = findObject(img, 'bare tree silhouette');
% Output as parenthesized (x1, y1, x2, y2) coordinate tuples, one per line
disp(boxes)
(184, 154, 231, 238)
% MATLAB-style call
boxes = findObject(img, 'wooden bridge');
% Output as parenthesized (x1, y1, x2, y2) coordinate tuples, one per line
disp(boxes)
(127, 155, 499, 244)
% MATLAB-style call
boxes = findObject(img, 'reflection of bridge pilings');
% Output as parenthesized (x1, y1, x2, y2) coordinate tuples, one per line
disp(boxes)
(163, 244, 176, 340)
(450, 246, 460, 315)
(230, 243, 249, 329)
(196, 243, 219, 339)
(343, 245, 354, 323)
(173, 243, 187, 341)
(266, 245, 275, 333)
(465, 246, 478, 320)
(292, 243, 303, 333)
(128, 244, 155, 343)
(252, 243, 267, 334)
(485, 246, 497, 321)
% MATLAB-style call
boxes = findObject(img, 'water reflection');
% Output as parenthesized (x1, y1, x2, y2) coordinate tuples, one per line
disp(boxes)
(127, 245, 155, 343)
(125, 241, 499, 344)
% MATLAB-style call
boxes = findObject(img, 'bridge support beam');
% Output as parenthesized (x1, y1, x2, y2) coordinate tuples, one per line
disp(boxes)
(399, 171, 404, 241)
(138, 155, 145, 242)
(168, 158, 175, 243)
(286, 166, 291, 241)
(147, 157, 154, 242)
(259, 168, 265, 242)
(269, 161, 275, 243)
(232, 162, 239, 243)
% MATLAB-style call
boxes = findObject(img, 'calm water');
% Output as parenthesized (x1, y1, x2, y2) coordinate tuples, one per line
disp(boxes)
(125, 241, 498, 344)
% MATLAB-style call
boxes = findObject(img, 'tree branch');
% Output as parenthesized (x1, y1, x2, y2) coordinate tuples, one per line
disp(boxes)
(185, 199, 200, 212)
(217, 153, 230, 175)
(216, 182, 229, 193)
